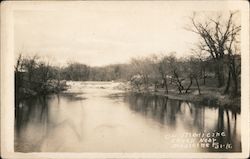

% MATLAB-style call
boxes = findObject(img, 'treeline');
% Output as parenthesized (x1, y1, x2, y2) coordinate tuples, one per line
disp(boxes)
(60, 62, 131, 81)
(15, 51, 240, 98)
(14, 55, 131, 98)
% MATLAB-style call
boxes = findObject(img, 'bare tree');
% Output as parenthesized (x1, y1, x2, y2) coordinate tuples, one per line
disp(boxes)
(158, 53, 176, 94)
(130, 57, 152, 91)
(190, 47, 210, 85)
(15, 54, 24, 73)
(224, 34, 241, 95)
(185, 56, 202, 94)
(22, 55, 39, 83)
(15, 54, 24, 100)
(147, 55, 161, 92)
(187, 12, 241, 88)
(158, 57, 169, 94)
(165, 55, 185, 94)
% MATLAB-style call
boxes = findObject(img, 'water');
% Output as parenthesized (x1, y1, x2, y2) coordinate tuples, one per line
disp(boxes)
(15, 81, 241, 152)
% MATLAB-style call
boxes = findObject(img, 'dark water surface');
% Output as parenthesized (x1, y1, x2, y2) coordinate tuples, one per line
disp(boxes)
(15, 82, 241, 152)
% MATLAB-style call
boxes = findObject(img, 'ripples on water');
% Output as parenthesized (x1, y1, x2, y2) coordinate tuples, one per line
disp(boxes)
(15, 82, 241, 152)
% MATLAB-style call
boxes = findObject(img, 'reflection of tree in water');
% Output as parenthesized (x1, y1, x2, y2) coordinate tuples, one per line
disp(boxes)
(15, 94, 84, 152)
(15, 95, 50, 151)
(15, 93, 79, 136)
(125, 93, 241, 152)
(210, 106, 241, 152)
(15, 96, 49, 131)
(191, 103, 205, 131)
(125, 93, 185, 128)
(125, 93, 205, 128)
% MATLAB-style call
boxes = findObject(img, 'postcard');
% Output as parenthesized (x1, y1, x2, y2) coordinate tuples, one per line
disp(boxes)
(1, 1, 249, 158)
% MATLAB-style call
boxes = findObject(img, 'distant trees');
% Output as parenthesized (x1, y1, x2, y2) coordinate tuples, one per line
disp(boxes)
(88, 64, 128, 81)
(62, 62, 90, 81)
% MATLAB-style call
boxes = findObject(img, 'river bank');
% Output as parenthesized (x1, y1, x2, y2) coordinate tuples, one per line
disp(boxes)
(136, 90, 240, 112)
(15, 80, 68, 99)
(115, 82, 241, 112)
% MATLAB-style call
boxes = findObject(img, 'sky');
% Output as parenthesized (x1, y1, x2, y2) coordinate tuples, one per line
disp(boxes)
(13, 1, 239, 66)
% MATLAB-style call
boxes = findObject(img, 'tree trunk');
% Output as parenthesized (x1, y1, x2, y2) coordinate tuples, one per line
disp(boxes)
(142, 75, 149, 91)
(185, 76, 193, 93)
(177, 86, 182, 94)
(233, 77, 238, 96)
(225, 56, 239, 96)
(231, 58, 239, 96)
(173, 71, 184, 94)
(216, 59, 225, 87)
(224, 69, 231, 94)
(154, 81, 157, 92)
(195, 77, 201, 95)
(231, 68, 238, 96)
(136, 83, 141, 92)
(163, 77, 168, 94)
(203, 67, 206, 85)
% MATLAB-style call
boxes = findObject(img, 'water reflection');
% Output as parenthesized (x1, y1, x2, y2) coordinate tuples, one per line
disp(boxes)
(15, 84, 241, 152)
(15, 95, 50, 151)
(15, 94, 86, 152)
(124, 93, 241, 152)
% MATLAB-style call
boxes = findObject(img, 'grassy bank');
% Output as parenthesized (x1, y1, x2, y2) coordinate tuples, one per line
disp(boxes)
(125, 83, 240, 112)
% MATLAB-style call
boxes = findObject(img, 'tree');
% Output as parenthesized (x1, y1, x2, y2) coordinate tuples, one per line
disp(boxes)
(190, 46, 211, 85)
(64, 62, 90, 81)
(224, 40, 241, 96)
(15, 54, 24, 100)
(158, 53, 177, 94)
(22, 55, 39, 83)
(184, 56, 202, 94)
(168, 56, 185, 94)
(147, 55, 161, 92)
(187, 12, 241, 88)
(130, 57, 153, 91)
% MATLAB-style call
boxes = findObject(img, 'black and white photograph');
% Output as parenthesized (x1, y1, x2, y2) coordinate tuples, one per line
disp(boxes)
(0, 1, 249, 158)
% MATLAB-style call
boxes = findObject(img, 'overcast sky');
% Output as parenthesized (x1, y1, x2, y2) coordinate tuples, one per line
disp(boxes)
(13, 1, 239, 66)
